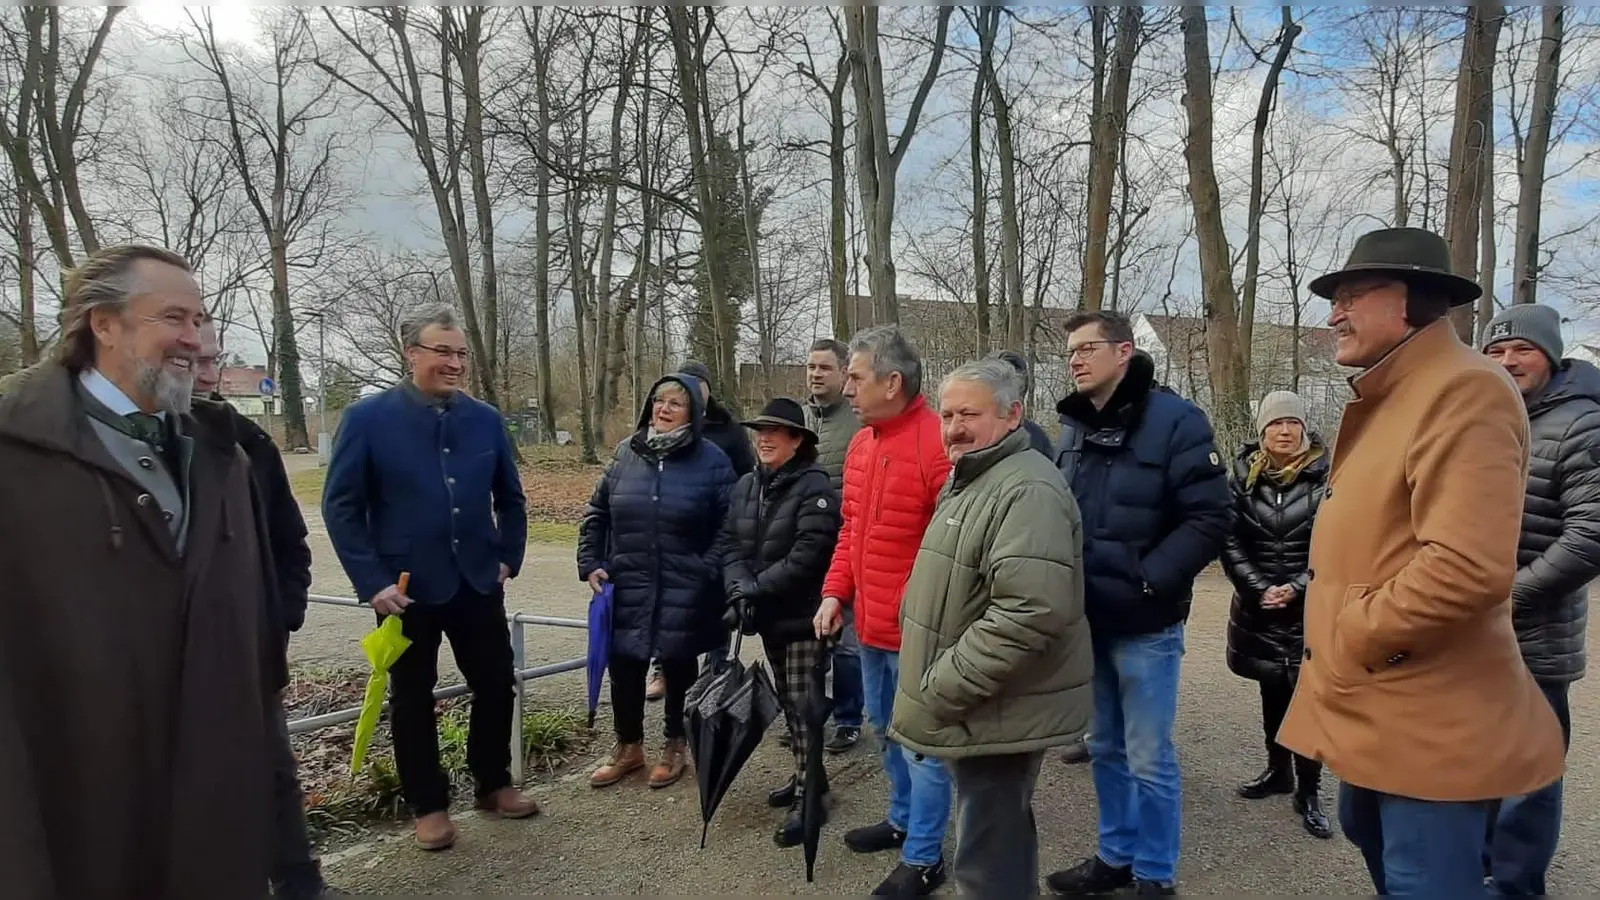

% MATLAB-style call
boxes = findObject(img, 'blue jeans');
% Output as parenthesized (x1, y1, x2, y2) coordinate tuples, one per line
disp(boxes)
(1487, 679, 1571, 895)
(830, 606, 864, 728)
(1341, 783, 1494, 895)
(1088, 623, 1184, 886)
(861, 645, 951, 867)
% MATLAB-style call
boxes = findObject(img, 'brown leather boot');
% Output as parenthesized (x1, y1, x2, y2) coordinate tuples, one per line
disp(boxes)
(475, 786, 540, 819)
(645, 671, 667, 702)
(589, 742, 646, 788)
(648, 738, 688, 788)
(414, 811, 457, 851)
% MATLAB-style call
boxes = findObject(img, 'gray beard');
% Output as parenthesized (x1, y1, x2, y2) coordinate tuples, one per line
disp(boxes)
(133, 356, 195, 414)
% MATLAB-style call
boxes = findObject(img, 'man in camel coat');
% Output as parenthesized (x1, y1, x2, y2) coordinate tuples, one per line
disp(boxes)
(1278, 227, 1565, 894)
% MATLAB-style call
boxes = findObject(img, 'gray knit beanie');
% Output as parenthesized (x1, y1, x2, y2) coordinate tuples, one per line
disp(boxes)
(1255, 390, 1307, 436)
(1481, 304, 1563, 367)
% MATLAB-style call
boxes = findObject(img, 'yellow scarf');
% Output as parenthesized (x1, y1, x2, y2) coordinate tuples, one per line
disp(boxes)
(1245, 443, 1324, 491)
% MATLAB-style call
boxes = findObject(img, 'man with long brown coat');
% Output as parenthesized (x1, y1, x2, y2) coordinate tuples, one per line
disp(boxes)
(1279, 227, 1565, 895)
(0, 245, 279, 898)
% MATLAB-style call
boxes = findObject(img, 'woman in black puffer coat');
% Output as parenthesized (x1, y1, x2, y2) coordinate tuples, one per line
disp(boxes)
(714, 398, 840, 848)
(1220, 390, 1332, 840)
(578, 375, 735, 791)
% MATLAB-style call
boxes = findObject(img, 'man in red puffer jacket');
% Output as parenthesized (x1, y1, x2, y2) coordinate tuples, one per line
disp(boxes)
(814, 325, 953, 896)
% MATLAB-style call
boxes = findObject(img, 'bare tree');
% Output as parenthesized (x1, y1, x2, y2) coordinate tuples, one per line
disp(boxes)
(1512, 5, 1563, 306)
(188, 8, 345, 449)
(318, 7, 506, 408)
(0, 7, 122, 270)
(976, 7, 1024, 349)
(1444, 2, 1505, 340)
(1081, 5, 1142, 312)
(1237, 7, 1302, 355)
(1179, 6, 1249, 439)
(845, 6, 953, 324)
(791, 10, 852, 338)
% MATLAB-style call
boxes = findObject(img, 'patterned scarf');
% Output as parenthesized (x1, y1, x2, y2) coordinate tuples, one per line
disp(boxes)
(644, 423, 693, 456)
(1245, 441, 1323, 491)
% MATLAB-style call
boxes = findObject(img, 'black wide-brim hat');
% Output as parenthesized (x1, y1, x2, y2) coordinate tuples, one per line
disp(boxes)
(740, 397, 817, 444)
(1309, 227, 1481, 307)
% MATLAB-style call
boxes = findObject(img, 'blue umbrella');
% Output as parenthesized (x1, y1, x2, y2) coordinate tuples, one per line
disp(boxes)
(586, 582, 613, 728)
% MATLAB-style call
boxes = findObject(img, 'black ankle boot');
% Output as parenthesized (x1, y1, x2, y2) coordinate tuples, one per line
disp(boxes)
(1238, 746, 1294, 799)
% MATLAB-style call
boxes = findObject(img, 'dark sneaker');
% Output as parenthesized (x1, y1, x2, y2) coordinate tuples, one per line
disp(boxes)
(1134, 879, 1176, 896)
(1294, 793, 1333, 840)
(872, 858, 946, 896)
(1046, 856, 1133, 895)
(774, 795, 826, 848)
(825, 725, 861, 754)
(1060, 735, 1091, 765)
(768, 776, 798, 808)
(844, 820, 907, 854)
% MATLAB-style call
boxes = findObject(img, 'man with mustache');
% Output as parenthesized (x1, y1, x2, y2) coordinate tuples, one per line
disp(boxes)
(192, 322, 330, 899)
(323, 304, 536, 851)
(0, 244, 281, 896)
(1278, 227, 1564, 894)
(1480, 303, 1599, 894)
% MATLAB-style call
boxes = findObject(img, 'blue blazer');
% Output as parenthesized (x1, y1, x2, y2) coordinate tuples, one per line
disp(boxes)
(323, 384, 527, 605)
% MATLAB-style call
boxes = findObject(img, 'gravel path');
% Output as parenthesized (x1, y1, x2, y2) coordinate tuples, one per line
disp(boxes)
(292, 498, 1600, 895)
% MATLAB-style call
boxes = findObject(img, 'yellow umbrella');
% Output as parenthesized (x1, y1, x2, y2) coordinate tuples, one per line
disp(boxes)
(351, 572, 413, 776)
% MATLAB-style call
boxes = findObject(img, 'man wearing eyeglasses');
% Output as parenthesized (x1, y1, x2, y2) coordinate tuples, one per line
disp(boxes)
(323, 303, 536, 852)
(1043, 310, 1230, 897)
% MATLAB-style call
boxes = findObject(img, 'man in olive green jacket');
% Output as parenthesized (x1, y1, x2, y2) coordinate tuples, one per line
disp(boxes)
(890, 358, 1092, 898)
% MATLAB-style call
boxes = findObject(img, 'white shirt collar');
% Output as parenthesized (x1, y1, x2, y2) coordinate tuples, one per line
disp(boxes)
(80, 368, 165, 421)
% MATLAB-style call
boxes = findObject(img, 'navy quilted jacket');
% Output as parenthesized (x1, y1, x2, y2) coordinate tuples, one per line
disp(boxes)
(577, 375, 736, 661)
(1053, 353, 1232, 636)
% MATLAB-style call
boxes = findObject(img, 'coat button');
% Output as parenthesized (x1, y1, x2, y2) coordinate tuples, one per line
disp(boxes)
(447, 477, 456, 485)
(1303, 647, 1312, 660)
(137, 457, 154, 470)
(452, 507, 460, 515)
(444, 448, 452, 455)
(1307, 568, 1315, 581)
(136, 493, 154, 507)
(162, 510, 174, 523)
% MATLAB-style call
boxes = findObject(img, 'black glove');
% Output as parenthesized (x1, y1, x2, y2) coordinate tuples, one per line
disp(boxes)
(737, 596, 759, 637)
(722, 602, 741, 630)
(735, 576, 760, 604)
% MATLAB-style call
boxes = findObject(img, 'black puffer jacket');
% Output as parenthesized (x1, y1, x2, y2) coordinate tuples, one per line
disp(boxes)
(577, 375, 736, 661)
(702, 398, 757, 477)
(715, 447, 841, 644)
(1513, 359, 1600, 683)
(1221, 438, 1329, 682)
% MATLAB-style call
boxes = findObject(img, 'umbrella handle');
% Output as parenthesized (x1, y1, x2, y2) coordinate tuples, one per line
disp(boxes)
(728, 625, 744, 662)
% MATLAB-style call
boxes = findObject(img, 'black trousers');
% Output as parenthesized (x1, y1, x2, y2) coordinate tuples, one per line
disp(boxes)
(1260, 674, 1320, 793)
(384, 585, 515, 816)
(610, 654, 697, 744)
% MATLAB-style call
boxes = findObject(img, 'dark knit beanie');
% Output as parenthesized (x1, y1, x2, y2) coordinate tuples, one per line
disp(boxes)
(1481, 304, 1563, 367)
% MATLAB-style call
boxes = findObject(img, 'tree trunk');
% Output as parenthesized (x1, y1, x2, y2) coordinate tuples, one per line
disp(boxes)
(979, 7, 1024, 350)
(666, 6, 740, 413)
(568, 190, 599, 465)
(15, 180, 38, 365)
(1444, 2, 1504, 340)
(969, 35, 990, 355)
(827, 62, 850, 339)
(1179, 6, 1249, 440)
(590, 13, 644, 446)
(846, 6, 952, 324)
(1478, 103, 1496, 326)
(1512, 4, 1562, 306)
(530, 12, 557, 441)
(1241, 7, 1301, 360)
(1081, 5, 1141, 312)
(736, 89, 770, 381)
(457, 9, 503, 407)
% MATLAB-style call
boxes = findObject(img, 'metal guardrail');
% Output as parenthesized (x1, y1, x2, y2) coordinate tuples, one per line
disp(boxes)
(289, 593, 588, 784)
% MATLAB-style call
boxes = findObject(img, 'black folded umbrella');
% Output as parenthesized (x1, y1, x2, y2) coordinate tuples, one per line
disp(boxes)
(801, 639, 835, 882)
(684, 630, 782, 849)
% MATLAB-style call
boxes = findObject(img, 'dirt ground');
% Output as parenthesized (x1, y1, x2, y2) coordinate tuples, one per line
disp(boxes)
(289, 483, 1600, 895)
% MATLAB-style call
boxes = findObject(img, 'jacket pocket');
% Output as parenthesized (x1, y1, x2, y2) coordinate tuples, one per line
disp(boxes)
(1327, 583, 1370, 684)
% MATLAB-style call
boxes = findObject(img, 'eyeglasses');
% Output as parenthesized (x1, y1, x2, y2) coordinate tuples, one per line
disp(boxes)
(1065, 340, 1123, 360)
(652, 396, 688, 412)
(416, 344, 469, 362)
(1330, 281, 1397, 311)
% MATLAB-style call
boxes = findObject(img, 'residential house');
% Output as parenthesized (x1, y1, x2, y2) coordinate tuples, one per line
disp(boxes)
(1131, 313, 1353, 439)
